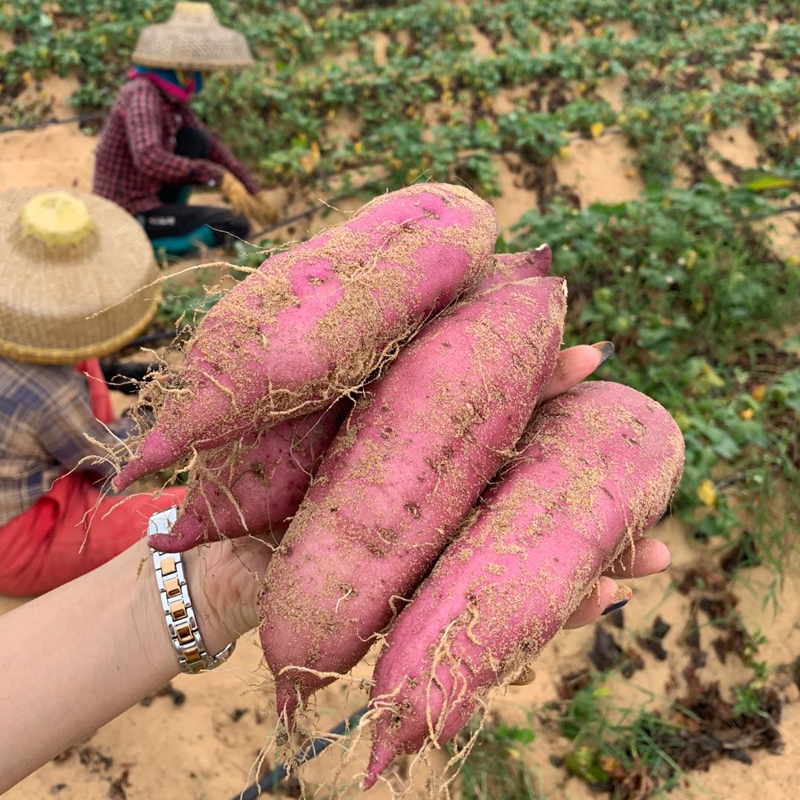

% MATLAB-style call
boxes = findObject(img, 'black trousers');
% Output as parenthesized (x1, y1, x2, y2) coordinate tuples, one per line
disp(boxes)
(140, 126, 249, 250)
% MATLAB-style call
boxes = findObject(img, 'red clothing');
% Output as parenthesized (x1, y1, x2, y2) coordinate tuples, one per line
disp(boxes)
(0, 359, 185, 596)
(92, 77, 259, 215)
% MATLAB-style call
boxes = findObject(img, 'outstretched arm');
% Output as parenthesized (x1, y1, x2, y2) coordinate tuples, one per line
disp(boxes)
(0, 536, 260, 793)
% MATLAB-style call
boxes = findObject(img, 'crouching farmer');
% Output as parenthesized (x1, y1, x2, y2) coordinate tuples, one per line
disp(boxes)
(93, 2, 276, 256)
(0, 187, 184, 595)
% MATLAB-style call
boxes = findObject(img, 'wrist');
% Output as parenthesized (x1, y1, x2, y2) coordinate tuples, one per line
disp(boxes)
(180, 546, 238, 655)
(129, 539, 182, 679)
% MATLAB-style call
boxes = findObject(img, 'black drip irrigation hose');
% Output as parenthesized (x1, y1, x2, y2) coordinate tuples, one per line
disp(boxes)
(0, 111, 105, 133)
(745, 203, 800, 221)
(126, 329, 181, 348)
(232, 705, 369, 800)
(249, 202, 337, 240)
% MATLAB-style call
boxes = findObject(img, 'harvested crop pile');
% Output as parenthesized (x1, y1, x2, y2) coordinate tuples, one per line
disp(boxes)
(363, 381, 685, 786)
(259, 277, 567, 723)
(115, 183, 498, 490)
(133, 186, 683, 789)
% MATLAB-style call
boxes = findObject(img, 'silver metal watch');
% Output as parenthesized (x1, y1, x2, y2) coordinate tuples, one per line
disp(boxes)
(149, 507, 235, 675)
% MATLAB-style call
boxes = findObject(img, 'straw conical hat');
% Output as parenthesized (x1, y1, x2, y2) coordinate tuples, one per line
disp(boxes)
(132, 2, 254, 70)
(0, 187, 160, 365)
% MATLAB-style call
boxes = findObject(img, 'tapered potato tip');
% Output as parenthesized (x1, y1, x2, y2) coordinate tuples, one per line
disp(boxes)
(274, 675, 300, 731)
(113, 430, 179, 491)
(112, 460, 144, 491)
(362, 740, 395, 790)
(148, 511, 202, 552)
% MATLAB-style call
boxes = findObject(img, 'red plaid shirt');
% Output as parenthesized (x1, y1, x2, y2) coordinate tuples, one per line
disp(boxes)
(93, 77, 259, 214)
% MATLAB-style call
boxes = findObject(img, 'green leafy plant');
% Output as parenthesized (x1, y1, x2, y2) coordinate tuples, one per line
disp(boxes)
(4, 0, 796, 192)
(511, 182, 800, 566)
(454, 720, 541, 800)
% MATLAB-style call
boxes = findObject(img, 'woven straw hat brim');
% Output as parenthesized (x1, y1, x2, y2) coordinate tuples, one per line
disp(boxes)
(0, 297, 160, 366)
(132, 20, 254, 70)
(0, 187, 161, 365)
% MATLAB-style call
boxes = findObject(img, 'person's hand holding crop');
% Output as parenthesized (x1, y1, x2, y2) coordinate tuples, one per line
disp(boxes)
(0, 186, 682, 793)
(0, 344, 672, 795)
(220, 171, 257, 219)
(183, 342, 672, 657)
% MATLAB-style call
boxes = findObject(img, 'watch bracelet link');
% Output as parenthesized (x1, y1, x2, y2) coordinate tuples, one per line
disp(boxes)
(149, 509, 234, 674)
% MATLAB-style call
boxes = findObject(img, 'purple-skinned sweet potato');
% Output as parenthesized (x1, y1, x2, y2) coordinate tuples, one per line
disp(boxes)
(114, 183, 498, 490)
(363, 381, 684, 787)
(150, 249, 551, 553)
(259, 277, 567, 726)
(473, 244, 551, 293)
(147, 401, 349, 552)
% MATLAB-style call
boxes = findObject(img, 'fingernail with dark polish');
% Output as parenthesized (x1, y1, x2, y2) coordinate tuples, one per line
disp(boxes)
(602, 598, 629, 615)
(592, 341, 615, 366)
(602, 586, 632, 615)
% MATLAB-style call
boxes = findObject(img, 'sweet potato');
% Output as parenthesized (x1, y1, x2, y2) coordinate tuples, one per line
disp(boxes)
(473, 244, 551, 293)
(259, 277, 567, 724)
(114, 183, 498, 490)
(150, 249, 551, 553)
(147, 401, 349, 552)
(364, 381, 684, 787)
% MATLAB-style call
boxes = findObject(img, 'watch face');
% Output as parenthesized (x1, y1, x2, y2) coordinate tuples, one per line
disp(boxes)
(148, 506, 178, 538)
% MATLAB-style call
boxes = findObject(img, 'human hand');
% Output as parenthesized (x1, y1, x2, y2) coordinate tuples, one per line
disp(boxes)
(171, 340, 668, 657)
(181, 533, 276, 655)
(508, 537, 671, 685)
(561, 537, 670, 629)
(543, 342, 671, 633)
(531, 341, 671, 629)
(220, 171, 254, 219)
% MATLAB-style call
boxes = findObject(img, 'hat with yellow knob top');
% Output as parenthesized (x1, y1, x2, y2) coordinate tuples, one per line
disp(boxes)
(0, 186, 160, 365)
(132, 2, 254, 71)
